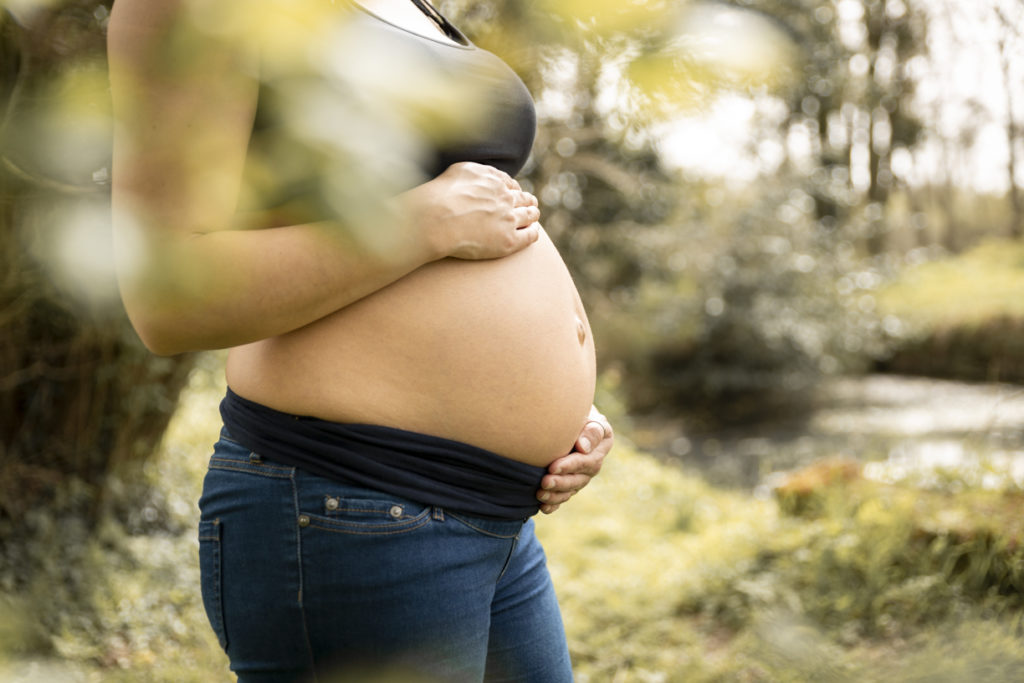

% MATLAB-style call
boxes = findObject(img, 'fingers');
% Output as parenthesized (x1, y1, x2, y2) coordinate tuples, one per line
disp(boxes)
(436, 161, 540, 259)
(491, 166, 520, 192)
(535, 407, 614, 515)
(509, 188, 539, 230)
(537, 452, 602, 506)
(549, 451, 604, 479)
(475, 163, 533, 209)
(586, 406, 613, 441)
(538, 472, 591, 499)
(459, 161, 538, 225)
(512, 204, 541, 229)
(574, 420, 608, 455)
(513, 190, 538, 208)
(466, 161, 519, 192)
(511, 223, 540, 252)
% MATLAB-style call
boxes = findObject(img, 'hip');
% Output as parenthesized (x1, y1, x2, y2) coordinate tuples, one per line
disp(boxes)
(196, 432, 570, 681)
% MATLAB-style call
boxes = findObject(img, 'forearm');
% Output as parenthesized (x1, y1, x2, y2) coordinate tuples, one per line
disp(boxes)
(118, 215, 435, 355)
(108, 2, 541, 355)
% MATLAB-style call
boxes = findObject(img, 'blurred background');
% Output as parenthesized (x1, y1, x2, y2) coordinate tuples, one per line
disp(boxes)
(1, 0, 1022, 680)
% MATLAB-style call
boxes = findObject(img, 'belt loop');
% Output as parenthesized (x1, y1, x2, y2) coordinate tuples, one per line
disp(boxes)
(432, 507, 445, 522)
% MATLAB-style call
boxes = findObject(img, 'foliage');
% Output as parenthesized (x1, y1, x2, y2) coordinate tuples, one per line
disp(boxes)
(0, 3, 197, 530)
(0, 358, 228, 682)
(4, 378, 1023, 682)
(733, 0, 928, 246)
(445, 0, 875, 422)
(541, 446, 1024, 681)
(876, 239, 1024, 382)
(878, 240, 1024, 328)
(588, 177, 891, 425)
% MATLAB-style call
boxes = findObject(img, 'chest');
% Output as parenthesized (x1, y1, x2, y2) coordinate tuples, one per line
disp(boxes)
(240, 6, 536, 219)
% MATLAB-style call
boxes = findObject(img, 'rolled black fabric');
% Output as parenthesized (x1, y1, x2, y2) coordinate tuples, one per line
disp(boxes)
(220, 388, 545, 520)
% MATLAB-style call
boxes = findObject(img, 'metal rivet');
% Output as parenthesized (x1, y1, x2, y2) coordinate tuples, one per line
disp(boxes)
(249, 453, 261, 463)
(325, 497, 339, 511)
(389, 505, 403, 519)
(298, 515, 310, 528)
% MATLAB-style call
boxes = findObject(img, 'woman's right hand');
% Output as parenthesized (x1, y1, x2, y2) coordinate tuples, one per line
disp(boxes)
(404, 162, 541, 260)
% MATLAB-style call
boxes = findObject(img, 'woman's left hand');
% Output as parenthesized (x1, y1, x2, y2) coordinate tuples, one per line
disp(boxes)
(536, 406, 613, 514)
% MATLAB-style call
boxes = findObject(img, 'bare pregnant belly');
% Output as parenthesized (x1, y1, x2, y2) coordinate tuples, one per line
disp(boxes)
(225, 230, 596, 467)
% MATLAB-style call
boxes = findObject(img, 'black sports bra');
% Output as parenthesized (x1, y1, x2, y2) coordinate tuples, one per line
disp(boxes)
(242, 1, 536, 216)
(350, 0, 536, 177)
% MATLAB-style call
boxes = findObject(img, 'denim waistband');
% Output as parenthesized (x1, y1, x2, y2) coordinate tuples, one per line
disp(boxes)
(219, 388, 545, 520)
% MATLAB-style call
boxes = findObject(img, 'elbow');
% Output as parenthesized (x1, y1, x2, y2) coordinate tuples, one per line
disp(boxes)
(118, 273, 228, 355)
(114, 235, 228, 355)
(126, 308, 198, 357)
(120, 287, 210, 355)
(137, 329, 191, 358)
(122, 293, 249, 355)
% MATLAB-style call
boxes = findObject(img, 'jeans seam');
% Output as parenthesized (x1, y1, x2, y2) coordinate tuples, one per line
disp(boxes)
(290, 468, 318, 681)
(208, 460, 293, 478)
(323, 507, 418, 519)
(495, 532, 520, 583)
(447, 512, 522, 539)
(307, 517, 431, 536)
(198, 518, 227, 649)
(218, 433, 243, 447)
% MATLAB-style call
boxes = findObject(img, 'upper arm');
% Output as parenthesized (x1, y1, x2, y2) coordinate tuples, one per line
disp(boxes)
(108, 0, 259, 239)
(108, 0, 260, 332)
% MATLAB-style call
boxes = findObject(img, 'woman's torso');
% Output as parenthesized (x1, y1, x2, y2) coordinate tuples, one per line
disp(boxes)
(226, 1, 596, 466)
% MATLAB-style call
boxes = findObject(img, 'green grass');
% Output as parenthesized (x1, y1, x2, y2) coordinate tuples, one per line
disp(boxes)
(875, 239, 1024, 382)
(3, 366, 1023, 682)
(878, 239, 1024, 329)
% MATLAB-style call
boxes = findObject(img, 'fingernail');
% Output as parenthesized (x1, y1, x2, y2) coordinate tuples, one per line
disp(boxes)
(539, 492, 550, 502)
(579, 437, 592, 452)
(543, 480, 555, 490)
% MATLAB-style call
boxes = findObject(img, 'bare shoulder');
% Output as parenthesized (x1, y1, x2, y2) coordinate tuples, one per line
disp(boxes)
(108, 0, 259, 237)
(107, 0, 186, 60)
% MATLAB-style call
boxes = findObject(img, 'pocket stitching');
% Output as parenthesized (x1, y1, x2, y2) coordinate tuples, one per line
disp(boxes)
(304, 509, 432, 536)
(208, 459, 293, 478)
(447, 512, 523, 539)
(198, 518, 228, 650)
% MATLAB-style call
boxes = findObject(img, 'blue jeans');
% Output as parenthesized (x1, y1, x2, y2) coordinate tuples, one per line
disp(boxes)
(197, 430, 572, 683)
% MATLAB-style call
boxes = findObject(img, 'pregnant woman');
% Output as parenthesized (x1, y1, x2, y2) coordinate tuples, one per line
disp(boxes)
(108, 0, 612, 680)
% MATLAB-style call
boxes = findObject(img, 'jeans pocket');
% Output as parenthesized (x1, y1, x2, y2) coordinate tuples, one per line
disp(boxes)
(198, 518, 228, 650)
(302, 493, 432, 536)
(445, 511, 525, 539)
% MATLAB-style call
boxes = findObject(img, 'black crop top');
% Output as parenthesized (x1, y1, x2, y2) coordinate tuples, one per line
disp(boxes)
(243, 1, 537, 216)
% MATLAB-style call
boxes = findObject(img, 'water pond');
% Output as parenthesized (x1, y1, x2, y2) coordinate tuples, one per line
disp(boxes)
(636, 374, 1024, 492)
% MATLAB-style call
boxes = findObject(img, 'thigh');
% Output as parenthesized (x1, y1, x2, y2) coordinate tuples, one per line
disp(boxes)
(294, 474, 526, 683)
(197, 433, 315, 683)
(485, 519, 573, 683)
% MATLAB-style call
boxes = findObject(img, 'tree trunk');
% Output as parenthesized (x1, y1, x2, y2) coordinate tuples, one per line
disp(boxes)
(995, 8, 1022, 239)
(0, 4, 196, 532)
